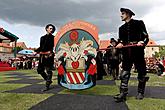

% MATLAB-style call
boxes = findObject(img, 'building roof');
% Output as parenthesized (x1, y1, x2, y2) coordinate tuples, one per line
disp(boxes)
(99, 38, 158, 49)
(147, 39, 157, 46)
(12, 42, 27, 49)
(27, 47, 36, 50)
(99, 40, 110, 49)
(0, 27, 19, 43)
(0, 42, 27, 49)
(0, 43, 12, 48)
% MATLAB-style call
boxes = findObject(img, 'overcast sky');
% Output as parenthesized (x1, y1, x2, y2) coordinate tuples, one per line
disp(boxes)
(1, 0, 165, 47)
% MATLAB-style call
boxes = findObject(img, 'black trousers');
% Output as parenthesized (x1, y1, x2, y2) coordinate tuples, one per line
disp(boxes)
(107, 59, 119, 79)
(122, 47, 146, 78)
(120, 47, 147, 93)
(37, 55, 54, 82)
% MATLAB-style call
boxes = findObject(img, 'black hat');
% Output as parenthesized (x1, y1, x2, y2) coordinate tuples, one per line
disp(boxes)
(110, 38, 116, 43)
(120, 8, 135, 16)
(45, 24, 56, 33)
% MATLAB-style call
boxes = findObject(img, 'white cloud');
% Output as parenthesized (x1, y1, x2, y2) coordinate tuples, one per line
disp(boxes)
(0, 19, 45, 48)
(1, 0, 165, 47)
(156, 40, 165, 45)
(99, 32, 118, 40)
(123, 0, 164, 5)
(69, 0, 101, 3)
(150, 31, 165, 40)
(142, 4, 165, 32)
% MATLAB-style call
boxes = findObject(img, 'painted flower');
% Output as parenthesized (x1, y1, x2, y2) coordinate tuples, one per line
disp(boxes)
(63, 52, 67, 57)
(71, 61, 79, 69)
(70, 30, 78, 41)
(84, 50, 88, 55)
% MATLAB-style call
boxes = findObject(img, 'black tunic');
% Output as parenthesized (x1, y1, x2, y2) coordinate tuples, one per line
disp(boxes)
(119, 19, 149, 45)
(36, 34, 54, 67)
(118, 19, 149, 77)
(36, 34, 54, 53)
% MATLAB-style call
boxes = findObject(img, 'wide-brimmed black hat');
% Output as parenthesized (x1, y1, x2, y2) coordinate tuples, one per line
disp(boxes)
(120, 8, 135, 16)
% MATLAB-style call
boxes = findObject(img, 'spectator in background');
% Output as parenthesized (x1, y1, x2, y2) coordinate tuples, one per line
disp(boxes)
(156, 59, 164, 76)
(105, 38, 121, 80)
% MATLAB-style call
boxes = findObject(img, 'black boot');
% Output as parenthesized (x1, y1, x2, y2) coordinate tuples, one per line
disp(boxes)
(136, 77, 149, 100)
(46, 80, 52, 89)
(114, 71, 130, 102)
(42, 71, 53, 92)
(42, 80, 53, 92)
(46, 72, 53, 88)
(114, 88, 128, 102)
(136, 93, 144, 100)
(136, 80, 145, 100)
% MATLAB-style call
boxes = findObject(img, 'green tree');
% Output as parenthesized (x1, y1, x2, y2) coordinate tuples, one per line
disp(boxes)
(155, 46, 165, 58)
(12, 46, 23, 53)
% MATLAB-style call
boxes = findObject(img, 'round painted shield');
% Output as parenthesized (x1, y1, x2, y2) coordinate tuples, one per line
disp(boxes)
(54, 20, 99, 90)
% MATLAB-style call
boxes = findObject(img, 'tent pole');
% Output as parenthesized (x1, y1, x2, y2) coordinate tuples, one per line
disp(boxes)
(14, 39, 17, 58)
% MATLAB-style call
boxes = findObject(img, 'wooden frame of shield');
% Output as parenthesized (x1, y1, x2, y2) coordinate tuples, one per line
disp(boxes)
(54, 20, 99, 90)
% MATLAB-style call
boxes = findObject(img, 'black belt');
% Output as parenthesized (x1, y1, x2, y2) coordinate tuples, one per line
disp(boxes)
(127, 41, 138, 45)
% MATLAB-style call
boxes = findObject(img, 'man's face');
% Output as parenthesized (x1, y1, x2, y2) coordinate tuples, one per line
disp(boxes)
(120, 12, 129, 21)
(46, 26, 53, 34)
(111, 41, 116, 46)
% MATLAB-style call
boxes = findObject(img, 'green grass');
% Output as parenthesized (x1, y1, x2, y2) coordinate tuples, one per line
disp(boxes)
(0, 93, 53, 110)
(0, 70, 54, 110)
(37, 78, 57, 85)
(127, 97, 165, 110)
(0, 75, 21, 83)
(1, 70, 165, 110)
(103, 75, 113, 80)
(0, 84, 29, 92)
(6, 69, 58, 76)
(115, 72, 165, 86)
(114, 72, 165, 110)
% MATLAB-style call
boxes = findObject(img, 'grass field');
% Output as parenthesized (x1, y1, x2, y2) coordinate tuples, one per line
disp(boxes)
(0, 70, 165, 110)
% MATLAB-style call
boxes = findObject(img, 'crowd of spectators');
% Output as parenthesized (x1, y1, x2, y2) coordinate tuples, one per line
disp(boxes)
(145, 57, 165, 77)
(1, 55, 165, 78)
(0, 57, 39, 70)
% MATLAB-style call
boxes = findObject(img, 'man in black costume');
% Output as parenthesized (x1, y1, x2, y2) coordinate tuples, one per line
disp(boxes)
(106, 38, 120, 80)
(35, 24, 55, 91)
(114, 8, 149, 102)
